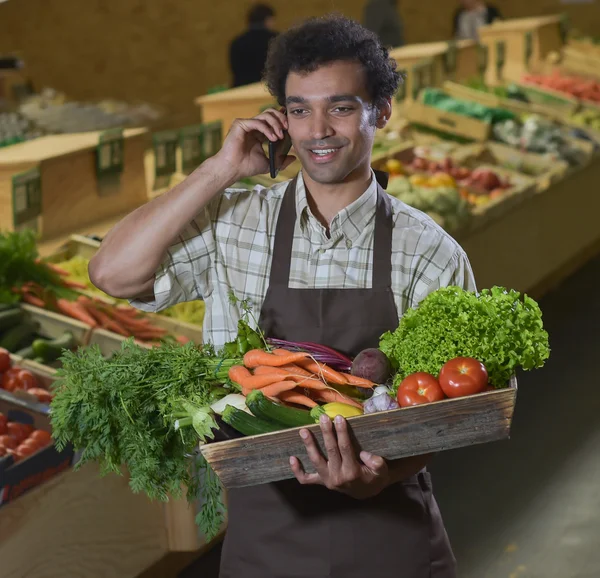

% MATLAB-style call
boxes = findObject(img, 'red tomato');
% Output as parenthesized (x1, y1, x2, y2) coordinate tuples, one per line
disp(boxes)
(0, 348, 11, 373)
(397, 372, 445, 407)
(439, 357, 488, 398)
(6, 422, 33, 443)
(27, 387, 53, 404)
(15, 370, 38, 391)
(18, 439, 41, 455)
(0, 446, 6, 457)
(29, 429, 52, 446)
(0, 434, 18, 450)
(0, 413, 7, 435)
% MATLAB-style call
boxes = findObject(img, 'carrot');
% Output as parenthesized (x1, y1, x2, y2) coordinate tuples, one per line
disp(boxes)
(248, 366, 328, 389)
(297, 360, 348, 385)
(61, 279, 89, 290)
(252, 366, 290, 378)
(282, 375, 328, 390)
(229, 365, 252, 384)
(277, 390, 318, 408)
(42, 262, 70, 277)
(115, 306, 140, 317)
(228, 365, 292, 390)
(21, 293, 46, 308)
(86, 305, 131, 337)
(309, 388, 363, 409)
(176, 335, 191, 345)
(260, 381, 298, 397)
(343, 374, 376, 389)
(56, 299, 98, 327)
(243, 349, 310, 369)
(279, 363, 314, 378)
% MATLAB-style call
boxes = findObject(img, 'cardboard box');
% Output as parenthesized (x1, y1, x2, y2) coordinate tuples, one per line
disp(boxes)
(200, 377, 517, 488)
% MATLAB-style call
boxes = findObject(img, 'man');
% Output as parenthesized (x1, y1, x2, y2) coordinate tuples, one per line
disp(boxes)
(90, 15, 475, 578)
(363, 0, 404, 48)
(229, 3, 277, 88)
(453, 0, 502, 41)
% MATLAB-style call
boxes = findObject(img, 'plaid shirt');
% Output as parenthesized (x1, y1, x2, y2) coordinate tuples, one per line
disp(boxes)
(132, 171, 476, 347)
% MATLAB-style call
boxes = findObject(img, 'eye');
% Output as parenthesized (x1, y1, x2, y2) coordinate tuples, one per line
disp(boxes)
(289, 108, 307, 116)
(332, 106, 353, 114)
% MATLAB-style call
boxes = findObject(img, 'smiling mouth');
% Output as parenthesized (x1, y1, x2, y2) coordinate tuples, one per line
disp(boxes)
(308, 147, 342, 162)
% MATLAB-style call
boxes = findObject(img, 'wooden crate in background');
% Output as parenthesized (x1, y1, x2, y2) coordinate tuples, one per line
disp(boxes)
(0, 129, 149, 242)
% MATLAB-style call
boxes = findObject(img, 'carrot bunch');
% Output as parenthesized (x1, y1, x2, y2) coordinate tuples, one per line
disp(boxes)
(228, 348, 375, 409)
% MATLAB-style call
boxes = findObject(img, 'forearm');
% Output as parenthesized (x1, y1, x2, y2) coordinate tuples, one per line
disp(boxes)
(387, 453, 433, 484)
(89, 156, 236, 299)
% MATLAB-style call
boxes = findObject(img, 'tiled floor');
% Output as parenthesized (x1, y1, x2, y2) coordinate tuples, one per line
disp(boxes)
(177, 254, 600, 578)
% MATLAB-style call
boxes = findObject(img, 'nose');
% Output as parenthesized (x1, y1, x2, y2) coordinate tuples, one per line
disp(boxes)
(309, 111, 334, 141)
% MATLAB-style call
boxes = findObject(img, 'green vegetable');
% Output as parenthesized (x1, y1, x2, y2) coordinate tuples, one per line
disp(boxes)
(0, 308, 23, 332)
(15, 345, 36, 359)
(50, 339, 241, 541)
(0, 320, 38, 351)
(221, 404, 282, 436)
(246, 390, 313, 427)
(32, 332, 76, 362)
(380, 286, 550, 389)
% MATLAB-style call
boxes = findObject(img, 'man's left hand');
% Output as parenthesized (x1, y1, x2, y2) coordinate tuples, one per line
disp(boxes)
(290, 414, 390, 500)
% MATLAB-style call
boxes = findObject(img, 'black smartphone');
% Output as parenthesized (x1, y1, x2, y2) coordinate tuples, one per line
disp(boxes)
(268, 131, 293, 179)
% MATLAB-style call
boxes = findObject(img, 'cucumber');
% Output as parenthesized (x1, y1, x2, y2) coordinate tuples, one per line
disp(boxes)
(246, 390, 313, 427)
(14, 345, 36, 359)
(32, 332, 76, 363)
(0, 308, 23, 332)
(221, 405, 282, 436)
(0, 321, 38, 352)
(0, 303, 18, 312)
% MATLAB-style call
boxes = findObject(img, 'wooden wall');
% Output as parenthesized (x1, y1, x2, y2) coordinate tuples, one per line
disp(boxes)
(1, 0, 599, 127)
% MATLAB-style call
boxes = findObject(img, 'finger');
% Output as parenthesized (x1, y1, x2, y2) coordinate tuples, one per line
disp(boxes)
(233, 118, 279, 142)
(299, 428, 329, 479)
(290, 456, 322, 485)
(319, 414, 342, 471)
(260, 108, 288, 130)
(359, 451, 388, 476)
(255, 110, 286, 139)
(334, 416, 359, 468)
(280, 155, 297, 171)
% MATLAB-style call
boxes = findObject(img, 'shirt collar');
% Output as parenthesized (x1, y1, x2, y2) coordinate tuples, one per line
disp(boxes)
(294, 170, 378, 245)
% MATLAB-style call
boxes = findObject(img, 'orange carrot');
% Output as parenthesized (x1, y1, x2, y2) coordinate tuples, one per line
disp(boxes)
(297, 360, 348, 385)
(228, 365, 295, 390)
(309, 388, 363, 409)
(343, 374, 376, 389)
(279, 363, 314, 378)
(243, 349, 310, 369)
(252, 366, 290, 378)
(56, 299, 98, 327)
(62, 279, 89, 290)
(281, 375, 328, 390)
(86, 305, 131, 337)
(42, 262, 70, 277)
(176, 335, 191, 345)
(260, 381, 298, 397)
(229, 365, 252, 384)
(277, 390, 318, 408)
(21, 293, 46, 308)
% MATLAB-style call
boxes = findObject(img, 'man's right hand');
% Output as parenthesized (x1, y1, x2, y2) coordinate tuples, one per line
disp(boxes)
(213, 109, 296, 182)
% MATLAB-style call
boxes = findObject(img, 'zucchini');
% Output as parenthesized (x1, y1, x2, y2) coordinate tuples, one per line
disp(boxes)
(0, 308, 23, 332)
(0, 321, 38, 352)
(222, 405, 282, 436)
(32, 332, 76, 363)
(246, 390, 313, 427)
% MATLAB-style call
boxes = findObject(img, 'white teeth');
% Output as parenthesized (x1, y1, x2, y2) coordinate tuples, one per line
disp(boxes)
(311, 149, 336, 155)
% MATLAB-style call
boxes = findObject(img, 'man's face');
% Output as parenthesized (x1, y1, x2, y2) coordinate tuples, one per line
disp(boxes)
(285, 61, 389, 185)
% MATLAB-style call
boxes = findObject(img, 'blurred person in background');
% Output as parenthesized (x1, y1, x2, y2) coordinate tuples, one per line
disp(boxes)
(229, 3, 278, 87)
(363, 0, 404, 48)
(453, 0, 501, 41)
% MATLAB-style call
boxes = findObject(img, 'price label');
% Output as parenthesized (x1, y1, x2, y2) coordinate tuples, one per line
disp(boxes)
(12, 166, 42, 228)
(180, 124, 204, 175)
(524, 32, 533, 67)
(444, 41, 458, 76)
(495, 41, 506, 81)
(96, 128, 124, 195)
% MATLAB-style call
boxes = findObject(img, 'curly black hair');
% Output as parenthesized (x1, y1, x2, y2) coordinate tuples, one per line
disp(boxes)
(264, 14, 402, 109)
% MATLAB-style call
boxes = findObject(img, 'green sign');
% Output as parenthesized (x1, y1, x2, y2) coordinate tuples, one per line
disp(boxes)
(203, 121, 222, 159)
(96, 128, 124, 195)
(524, 32, 533, 67)
(444, 41, 458, 76)
(12, 167, 42, 228)
(180, 124, 204, 175)
(477, 45, 489, 75)
(496, 41, 506, 81)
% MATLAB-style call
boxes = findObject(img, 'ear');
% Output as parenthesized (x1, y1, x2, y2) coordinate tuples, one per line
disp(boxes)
(375, 98, 392, 129)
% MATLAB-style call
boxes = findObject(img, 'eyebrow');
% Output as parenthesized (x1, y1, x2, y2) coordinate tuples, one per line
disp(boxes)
(285, 94, 363, 105)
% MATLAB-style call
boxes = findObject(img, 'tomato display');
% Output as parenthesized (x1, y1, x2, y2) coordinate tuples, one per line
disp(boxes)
(397, 372, 445, 407)
(0, 434, 18, 450)
(0, 412, 7, 435)
(438, 357, 488, 398)
(16, 370, 38, 391)
(0, 348, 10, 373)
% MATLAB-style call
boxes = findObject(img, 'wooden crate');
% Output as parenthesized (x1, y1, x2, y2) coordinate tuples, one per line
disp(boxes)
(0, 129, 149, 242)
(403, 99, 492, 142)
(0, 355, 57, 412)
(195, 83, 275, 136)
(201, 377, 517, 488)
(478, 15, 564, 87)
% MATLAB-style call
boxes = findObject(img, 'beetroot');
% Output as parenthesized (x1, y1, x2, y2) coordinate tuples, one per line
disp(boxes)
(351, 349, 392, 384)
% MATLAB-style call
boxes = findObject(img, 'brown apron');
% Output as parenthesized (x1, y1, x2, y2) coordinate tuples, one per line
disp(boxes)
(219, 175, 456, 578)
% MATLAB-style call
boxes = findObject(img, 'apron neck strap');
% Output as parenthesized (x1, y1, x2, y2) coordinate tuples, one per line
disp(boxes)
(269, 175, 394, 289)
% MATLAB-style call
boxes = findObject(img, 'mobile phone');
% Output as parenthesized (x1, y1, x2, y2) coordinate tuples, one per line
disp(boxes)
(268, 131, 293, 179)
